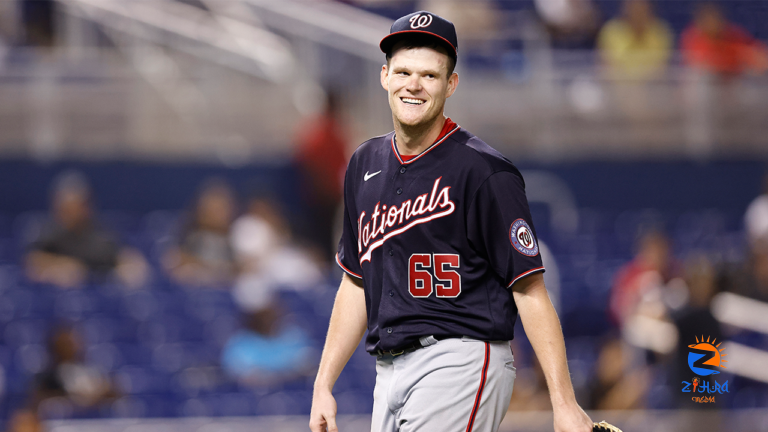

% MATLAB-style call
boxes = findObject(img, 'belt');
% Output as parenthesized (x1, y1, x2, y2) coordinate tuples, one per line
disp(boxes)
(375, 335, 451, 357)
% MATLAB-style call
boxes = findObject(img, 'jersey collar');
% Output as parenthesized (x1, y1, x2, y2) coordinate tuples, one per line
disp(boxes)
(391, 118, 460, 165)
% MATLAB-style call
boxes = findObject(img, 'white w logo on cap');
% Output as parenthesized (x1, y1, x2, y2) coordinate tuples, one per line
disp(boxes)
(409, 14, 433, 29)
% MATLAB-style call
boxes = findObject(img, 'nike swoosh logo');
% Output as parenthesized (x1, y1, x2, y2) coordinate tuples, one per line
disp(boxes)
(364, 170, 382, 181)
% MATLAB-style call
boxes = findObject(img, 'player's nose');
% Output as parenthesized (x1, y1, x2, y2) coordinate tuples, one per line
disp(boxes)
(404, 74, 422, 92)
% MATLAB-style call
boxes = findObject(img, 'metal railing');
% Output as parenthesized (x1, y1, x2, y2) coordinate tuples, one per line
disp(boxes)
(0, 1, 766, 162)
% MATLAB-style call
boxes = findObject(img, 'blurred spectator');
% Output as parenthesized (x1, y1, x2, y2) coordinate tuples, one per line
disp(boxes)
(670, 255, 722, 407)
(221, 302, 315, 386)
(0, 1, 19, 44)
(610, 231, 680, 327)
(25, 171, 149, 289)
(745, 173, 768, 246)
(597, 0, 673, 121)
(681, 2, 768, 76)
(33, 326, 117, 415)
(588, 336, 650, 410)
(598, 0, 673, 80)
(736, 174, 768, 302)
(230, 193, 323, 311)
(21, 0, 56, 46)
(7, 409, 44, 432)
(164, 178, 237, 288)
(419, 0, 500, 50)
(294, 89, 349, 262)
(230, 192, 290, 275)
(721, 239, 768, 303)
(680, 2, 768, 153)
(534, 0, 600, 49)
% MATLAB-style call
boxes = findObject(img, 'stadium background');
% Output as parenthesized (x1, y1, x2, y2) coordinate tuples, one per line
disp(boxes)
(0, 0, 767, 431)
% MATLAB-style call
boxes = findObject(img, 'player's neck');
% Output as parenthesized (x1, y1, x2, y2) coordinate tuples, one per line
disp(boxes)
(394, 115, 446, 156)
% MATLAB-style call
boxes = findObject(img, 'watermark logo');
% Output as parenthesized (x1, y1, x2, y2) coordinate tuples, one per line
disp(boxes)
(682, 336, 729, 403)
(687, 335, 727, 376)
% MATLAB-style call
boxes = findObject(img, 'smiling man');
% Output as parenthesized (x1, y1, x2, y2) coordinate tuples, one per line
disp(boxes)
(310, 11, 593, 432)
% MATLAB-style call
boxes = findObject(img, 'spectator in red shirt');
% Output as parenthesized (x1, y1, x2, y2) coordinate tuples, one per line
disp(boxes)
(681, 2, 768, 76)
(294, 90, 349, 262)
(610, 231, 679, 327)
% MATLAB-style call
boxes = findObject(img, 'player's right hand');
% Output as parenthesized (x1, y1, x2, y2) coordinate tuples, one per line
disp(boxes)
(309, 389, 338, 432)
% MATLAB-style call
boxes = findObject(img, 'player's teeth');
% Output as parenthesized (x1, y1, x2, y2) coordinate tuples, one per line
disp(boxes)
(402, 98, 424, 105)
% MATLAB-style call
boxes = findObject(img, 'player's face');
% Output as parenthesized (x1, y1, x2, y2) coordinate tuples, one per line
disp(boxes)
(381, 47, 458, 129)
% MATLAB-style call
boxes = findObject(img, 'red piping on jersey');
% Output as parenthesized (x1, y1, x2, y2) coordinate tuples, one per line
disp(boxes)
(507, 266, 545, 288)
(391, 120, 460, 165)
(336, 253, 362, 279)
(465, 341, 490, 432)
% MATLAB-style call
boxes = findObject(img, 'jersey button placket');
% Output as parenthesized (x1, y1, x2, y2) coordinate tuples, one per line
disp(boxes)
(399, 166, 407, 174)
(396, 188, 403, 195)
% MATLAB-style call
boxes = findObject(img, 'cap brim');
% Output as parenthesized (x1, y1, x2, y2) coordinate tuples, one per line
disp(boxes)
(379, 30, 457, 57)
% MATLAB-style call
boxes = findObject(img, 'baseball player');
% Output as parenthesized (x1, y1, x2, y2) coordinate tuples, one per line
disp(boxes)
(310, 11, 594, 432)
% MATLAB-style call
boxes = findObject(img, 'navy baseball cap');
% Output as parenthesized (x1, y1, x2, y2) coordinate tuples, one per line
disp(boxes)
(379, 11, 458, 59)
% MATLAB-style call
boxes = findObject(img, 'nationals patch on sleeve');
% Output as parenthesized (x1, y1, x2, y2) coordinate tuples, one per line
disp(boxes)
(509, 219, 539, 257)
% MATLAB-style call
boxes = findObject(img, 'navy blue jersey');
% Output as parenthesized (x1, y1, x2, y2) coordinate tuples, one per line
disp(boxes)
(336, 121, 544, 353)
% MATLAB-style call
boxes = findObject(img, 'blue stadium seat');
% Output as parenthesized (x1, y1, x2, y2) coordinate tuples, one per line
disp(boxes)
(138, 210, 181, 242)
(178, 397, 212, 417)
(202, 315, 240, 349)
(11, 211, 47, 251)
(53, 289, 98, 322)
(0, 212, 11, 238)
(99, 210, 140, 237)
(119, 291, 162, 322)
(0, 345, 11, 370)
(114, 343, 152, 366)
(110, 395, 148, 418)
(151, 342, 189, 373)
(78, 316, 119, 344)
(13, 343, 49, 376)
(3, 319, 48, 348)
(85, 342, 123, 372)
(335, 389, 373, 415)
(217, 392, 254, 417)
(136, 317, 182, 346)
(253, 390, 310, 416)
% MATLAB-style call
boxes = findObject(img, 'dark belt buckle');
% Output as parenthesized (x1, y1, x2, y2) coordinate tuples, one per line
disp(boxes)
(389, 348, 405, 356)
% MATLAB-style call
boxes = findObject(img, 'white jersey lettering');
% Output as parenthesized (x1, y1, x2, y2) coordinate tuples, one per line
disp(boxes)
(357, 177, 454, 263)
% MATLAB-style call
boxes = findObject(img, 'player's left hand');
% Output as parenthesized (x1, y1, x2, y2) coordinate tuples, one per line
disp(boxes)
(553, 401, 593, 432)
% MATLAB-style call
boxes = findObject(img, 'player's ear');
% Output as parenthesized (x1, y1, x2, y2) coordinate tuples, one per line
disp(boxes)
(445, 72, 459, 99)
(380, 65, 389, 91)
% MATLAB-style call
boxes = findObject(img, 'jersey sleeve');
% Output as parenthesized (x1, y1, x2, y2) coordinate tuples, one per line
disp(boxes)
(466, 171, 544, 288)
(336, 164, 363, 280)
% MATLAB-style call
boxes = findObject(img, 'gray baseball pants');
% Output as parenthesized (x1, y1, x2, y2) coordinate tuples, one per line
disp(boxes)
(371, 336, 516, 432)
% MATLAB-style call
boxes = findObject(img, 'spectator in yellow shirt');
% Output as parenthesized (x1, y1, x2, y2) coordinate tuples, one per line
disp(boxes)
(598, 0, 673, 80)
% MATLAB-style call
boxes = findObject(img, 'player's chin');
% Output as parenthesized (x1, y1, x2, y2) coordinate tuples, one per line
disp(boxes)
(394, 113, 426, 127)
(395, 109, 436, 127)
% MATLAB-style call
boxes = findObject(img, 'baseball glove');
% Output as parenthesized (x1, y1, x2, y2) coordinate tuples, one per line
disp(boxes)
(593, 421, 623, 432)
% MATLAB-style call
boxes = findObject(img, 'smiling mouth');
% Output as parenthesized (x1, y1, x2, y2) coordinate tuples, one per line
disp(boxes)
(401, 97, 425, 105)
